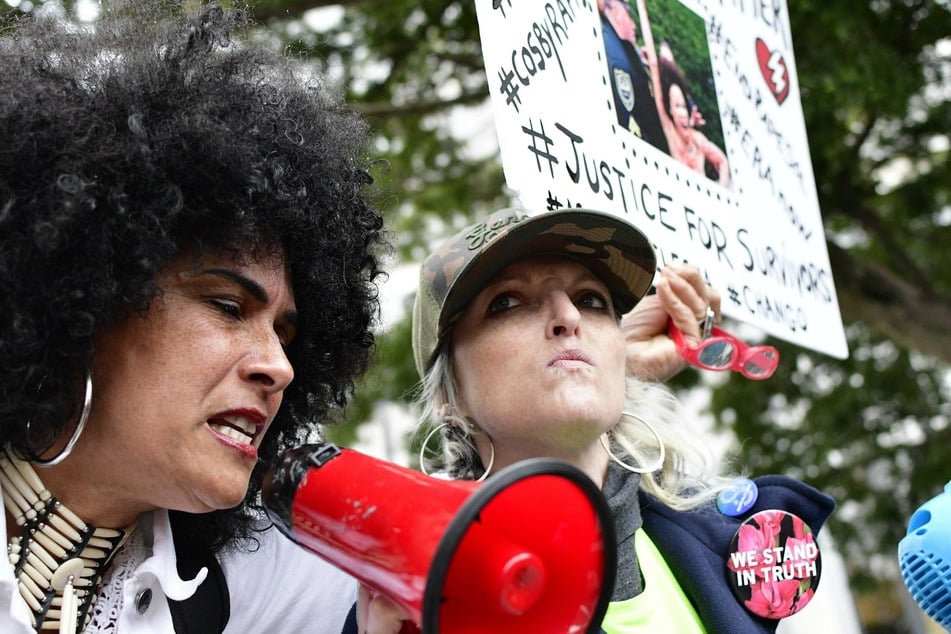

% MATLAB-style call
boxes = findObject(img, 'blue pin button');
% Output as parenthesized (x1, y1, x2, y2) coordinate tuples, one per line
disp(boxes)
(717, 477, 758, 517)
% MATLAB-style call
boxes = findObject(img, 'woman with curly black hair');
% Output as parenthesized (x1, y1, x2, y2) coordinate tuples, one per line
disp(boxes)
(0, 1, 387, 632)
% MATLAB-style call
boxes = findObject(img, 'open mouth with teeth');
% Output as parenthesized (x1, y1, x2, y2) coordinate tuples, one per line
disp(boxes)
(209, 415, 258, 445)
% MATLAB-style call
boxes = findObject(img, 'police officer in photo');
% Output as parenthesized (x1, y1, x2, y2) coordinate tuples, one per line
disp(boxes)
(599, 0, 669, 154)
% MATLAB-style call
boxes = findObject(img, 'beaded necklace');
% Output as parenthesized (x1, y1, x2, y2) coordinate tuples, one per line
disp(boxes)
(0, 448, 134, 633)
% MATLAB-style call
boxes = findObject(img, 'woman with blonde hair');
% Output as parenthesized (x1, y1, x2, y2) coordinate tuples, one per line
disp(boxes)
(378, 206, 834, 633)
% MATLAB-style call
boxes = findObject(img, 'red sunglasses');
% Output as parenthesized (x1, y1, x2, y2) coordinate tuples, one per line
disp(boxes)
(667, 320, 780, 380)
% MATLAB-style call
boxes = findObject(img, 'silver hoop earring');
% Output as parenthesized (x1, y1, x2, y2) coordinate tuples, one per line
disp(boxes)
(33, 373, 92, 468)
(418, 420, 495, 482)
(600, 411, 665, 474)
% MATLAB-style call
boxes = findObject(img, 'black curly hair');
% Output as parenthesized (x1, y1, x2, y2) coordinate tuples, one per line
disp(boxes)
(658, 55, 692, 120)
(0, 1, 388, 552)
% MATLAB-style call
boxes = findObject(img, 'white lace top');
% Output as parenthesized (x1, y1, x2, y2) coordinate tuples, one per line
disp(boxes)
(86, 528, 148, 632)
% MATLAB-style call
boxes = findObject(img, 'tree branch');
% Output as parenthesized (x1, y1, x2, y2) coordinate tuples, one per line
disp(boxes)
(828, 241, 951, 363)
(355, 89, 490, 118)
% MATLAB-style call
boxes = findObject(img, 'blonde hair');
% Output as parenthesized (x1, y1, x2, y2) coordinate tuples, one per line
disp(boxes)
(416, 345, 740, 510)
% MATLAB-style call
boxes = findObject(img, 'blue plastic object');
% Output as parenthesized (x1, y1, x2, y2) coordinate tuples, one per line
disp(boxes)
(899, 481, 951, 631)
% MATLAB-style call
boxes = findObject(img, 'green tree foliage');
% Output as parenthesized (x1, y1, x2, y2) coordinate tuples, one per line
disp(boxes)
(7, 0, 950, 612)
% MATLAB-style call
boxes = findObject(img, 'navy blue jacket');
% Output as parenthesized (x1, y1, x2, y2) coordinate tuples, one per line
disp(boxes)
(639, 475, 836, 633)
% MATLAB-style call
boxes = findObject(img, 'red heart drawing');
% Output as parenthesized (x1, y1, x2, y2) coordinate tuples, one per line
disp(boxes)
(755, 38, 790, 105)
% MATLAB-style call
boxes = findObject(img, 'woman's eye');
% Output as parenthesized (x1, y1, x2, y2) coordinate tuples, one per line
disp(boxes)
(577, 292, 609, 311)
(276, 325, 297, 349)
(211, 298, 242, 317)
(488, 293, 521, 314)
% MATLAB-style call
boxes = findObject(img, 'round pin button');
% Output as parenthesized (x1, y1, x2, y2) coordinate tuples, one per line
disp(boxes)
(717, 477, 758, 517)
(135, 588, 153, 614)
(725, 510, 822, 619)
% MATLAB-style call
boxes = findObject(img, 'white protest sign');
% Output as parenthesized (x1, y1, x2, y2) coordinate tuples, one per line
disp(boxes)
(474, 0, 848, 359)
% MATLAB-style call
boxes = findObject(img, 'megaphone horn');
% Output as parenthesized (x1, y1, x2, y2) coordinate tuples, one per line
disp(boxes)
(263, 443, 616, 634)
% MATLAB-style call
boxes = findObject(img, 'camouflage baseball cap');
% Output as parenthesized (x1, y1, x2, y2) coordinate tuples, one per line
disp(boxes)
(411, 207, 657, 378)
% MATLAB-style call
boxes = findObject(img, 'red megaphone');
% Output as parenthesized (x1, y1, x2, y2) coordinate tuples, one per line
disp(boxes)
(262, 443, 615, 633)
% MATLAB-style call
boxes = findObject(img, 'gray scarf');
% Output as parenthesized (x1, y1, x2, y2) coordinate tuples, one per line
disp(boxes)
(602, 459, 644, 601)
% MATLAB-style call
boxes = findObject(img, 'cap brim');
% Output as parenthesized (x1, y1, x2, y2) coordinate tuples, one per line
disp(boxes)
(438, 208, 656, 336)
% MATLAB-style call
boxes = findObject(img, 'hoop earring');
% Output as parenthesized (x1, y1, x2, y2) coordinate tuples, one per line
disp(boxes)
(600, 411, 665, 474)
(418, 420, 495, 482)
(33, 373, 92, 468)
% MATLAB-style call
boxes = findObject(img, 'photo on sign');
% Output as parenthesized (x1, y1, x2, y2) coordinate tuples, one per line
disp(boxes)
(598, 0, 730, 189)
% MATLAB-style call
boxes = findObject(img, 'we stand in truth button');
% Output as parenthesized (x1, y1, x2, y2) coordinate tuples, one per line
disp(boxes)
(725, 510, 822, 619)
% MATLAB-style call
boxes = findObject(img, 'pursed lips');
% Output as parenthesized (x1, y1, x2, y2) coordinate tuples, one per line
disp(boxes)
(548, 348, 594, 367)
(208, 409, 266, 445)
